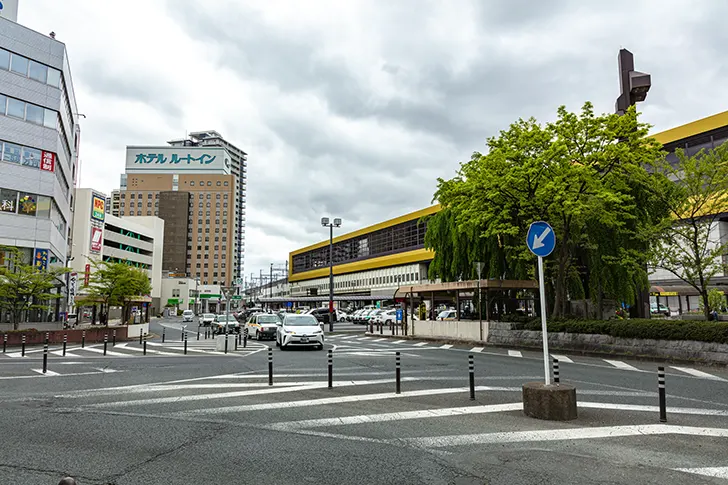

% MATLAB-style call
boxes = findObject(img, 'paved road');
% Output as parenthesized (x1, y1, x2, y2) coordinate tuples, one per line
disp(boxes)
(1, 317, 727, 484)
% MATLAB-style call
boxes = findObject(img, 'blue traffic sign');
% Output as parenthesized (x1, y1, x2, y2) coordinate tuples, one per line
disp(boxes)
(526, 221, 555, 257)
(396, 309, 403, 322)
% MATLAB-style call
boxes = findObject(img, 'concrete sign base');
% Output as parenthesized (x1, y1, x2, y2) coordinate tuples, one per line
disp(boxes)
(522, 382, 577, 421)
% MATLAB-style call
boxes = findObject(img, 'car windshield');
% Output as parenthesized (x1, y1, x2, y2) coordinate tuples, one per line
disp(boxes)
(438, 311, 451, 318)
(258, 315, 280, 324)
(203, 314, 215, 319)
(284, 315, 319, 326)
(217, 316, 236, 322)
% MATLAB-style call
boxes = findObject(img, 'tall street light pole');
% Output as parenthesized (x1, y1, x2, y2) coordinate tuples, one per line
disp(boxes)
(321, 217, 342, 332)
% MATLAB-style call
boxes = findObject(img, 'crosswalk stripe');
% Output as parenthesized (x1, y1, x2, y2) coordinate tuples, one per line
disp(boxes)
(268, 403, 524, 430)
(670, 366, 727, 381)
(439, 344, 453, 349)
(391, 340, 406, 344)
(51, 350, 80, 357)
(31, 369, 60, 376)
(470, 347, 484, 353)
(79, 346, 130, 357)
(114, 345, 178, 356)
(372, 338, 387, 342)
(551, 354, 572, 363)
(673, 467, 728, 479)
(603, 359, 638, 371)
(508, 350, 522, 358)
(414, 342, 428, 347)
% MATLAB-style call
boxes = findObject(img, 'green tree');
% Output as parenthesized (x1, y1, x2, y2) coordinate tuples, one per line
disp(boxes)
(81, 260, 152, 322)
(649, 143, 728, 319)
(0, 247, 69, 330)
(426, 103, 670, 317)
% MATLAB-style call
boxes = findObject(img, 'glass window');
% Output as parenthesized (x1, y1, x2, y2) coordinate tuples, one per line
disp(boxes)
(0, 49, 9, 70)
(21, 147, 41, 168)
(216, 181, 221, 186)
(25, 104, 44, 125)
(3, 142, 22, 164)
(207, 181, 211, 186)
(36, 196, 51, 218)
(46, 68, 61, 88)
(10, 54, 28, 75)
(17, 192, 37, 216)
(6, 98, 25, 119)
(43, 109, 57, 129)
(190, 181, 195, 186)
(0, 188, 18, 213)
(0, 94, 5, 115)
(28, 61, 48, 83)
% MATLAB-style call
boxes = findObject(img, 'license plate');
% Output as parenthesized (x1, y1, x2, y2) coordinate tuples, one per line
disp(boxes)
(300, 338, 309, 343)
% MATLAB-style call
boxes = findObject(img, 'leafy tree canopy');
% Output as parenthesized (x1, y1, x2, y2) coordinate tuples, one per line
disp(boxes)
(81, 259, 152, 309)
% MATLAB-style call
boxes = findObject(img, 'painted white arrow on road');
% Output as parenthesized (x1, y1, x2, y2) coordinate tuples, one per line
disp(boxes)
(532, 227, 551, 249)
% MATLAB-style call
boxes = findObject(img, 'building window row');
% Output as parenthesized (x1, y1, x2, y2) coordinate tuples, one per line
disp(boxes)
(0, 48, 62, 88)
(0, 139, 57, 174)
(0, 187, 66, 235)
(0, 93, 58, 129)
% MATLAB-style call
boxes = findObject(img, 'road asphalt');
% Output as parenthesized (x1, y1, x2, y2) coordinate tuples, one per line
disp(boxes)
(1, 316, 727, 484)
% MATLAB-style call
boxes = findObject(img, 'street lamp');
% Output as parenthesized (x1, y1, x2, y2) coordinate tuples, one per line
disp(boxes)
(321, 217, 342, 332)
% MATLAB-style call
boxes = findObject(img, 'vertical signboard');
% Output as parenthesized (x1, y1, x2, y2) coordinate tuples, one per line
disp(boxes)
(33, 248, 48, 271)
(91, 194, 105, 222)
(0, 0, 19, 22)
(68, 272, 77, 309)
(40, 151, 55, 172)
(90, 227, 103, 253)
(84, 263, 91, 286)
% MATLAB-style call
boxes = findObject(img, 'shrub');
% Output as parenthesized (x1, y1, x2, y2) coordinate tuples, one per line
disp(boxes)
(522, 318, 728, 344)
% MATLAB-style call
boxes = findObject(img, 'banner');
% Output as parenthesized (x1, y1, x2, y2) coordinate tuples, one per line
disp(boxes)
(90, 227, 103, 253)
(84, 263, 91, 286)
(68, 272, 77, 309)
(33, 248, 48, 271)
(40, 151, 55, 172)
(91, 194, 105, 221)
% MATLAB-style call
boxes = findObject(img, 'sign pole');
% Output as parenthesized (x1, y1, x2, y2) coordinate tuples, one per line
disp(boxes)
(537, 255, 550, 385)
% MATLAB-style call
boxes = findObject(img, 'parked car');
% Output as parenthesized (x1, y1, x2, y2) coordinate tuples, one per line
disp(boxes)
(276, 314, 324, 351)
(246, 313, 281, 341)
(650, 304, 670, 317)
(380, 309, 397, 325)
(437, 310, 457, 321)
(309, 307, 339, 324)
(182, 310, 195, 323)
(214, 314, 240, 334)
(200, 313, 215, 327)
(369, 309, 386, 325)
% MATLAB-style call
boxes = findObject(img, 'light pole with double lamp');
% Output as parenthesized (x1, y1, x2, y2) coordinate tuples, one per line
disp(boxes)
(321, 217, 342, 332)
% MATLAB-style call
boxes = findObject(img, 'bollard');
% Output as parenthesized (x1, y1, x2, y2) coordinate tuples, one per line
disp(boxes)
(380, 322, 383, 335)
(62, 334, 67, 357)
(112, 329, 116, 347)
(103, 334, 108, 356)
(469, 354, 475, 401)
(21, 334, 26, 357)
(181, 328, 185, 342)
(370, 321, 373, 334)
(81, 330, 85, 348)
(328, 349, 333, 389)
(658, 367, 667, 423)
(143, 334, 147, 355)
(235, 333, 239, 351)
(268, 347, 273, 386)
(224, 332, 228, 354)
(243, 327, 248, 348)
(184, 332, 188, 355)
(42, 342, 48, 374)
(162, 327, 166, 343)
(45, 332, 49, 345)
(3, 333, 6, 353)
(553, 358, 560, 384)
(395, 351, 401, 394)
(197, 326, 200, 340)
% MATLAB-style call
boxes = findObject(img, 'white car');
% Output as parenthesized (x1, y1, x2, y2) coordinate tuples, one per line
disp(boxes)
(246, 313, 281, 341)
(276, 314, 324, 351)
(379, 309, 397, 325)
(214, 314, 240, 334)
(200, 313, 216, 327)
(182, 310, 194, 323)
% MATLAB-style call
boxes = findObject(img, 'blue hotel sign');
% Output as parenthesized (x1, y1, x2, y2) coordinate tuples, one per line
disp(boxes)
(133, 153, 217, 165)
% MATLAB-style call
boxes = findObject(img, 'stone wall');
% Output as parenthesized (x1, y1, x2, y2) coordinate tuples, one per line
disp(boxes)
(486, 322, 728, 365)
(412, 320, 487, 341)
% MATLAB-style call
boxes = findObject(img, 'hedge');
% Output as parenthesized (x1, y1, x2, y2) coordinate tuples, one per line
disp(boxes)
(520, 318, 728, 345)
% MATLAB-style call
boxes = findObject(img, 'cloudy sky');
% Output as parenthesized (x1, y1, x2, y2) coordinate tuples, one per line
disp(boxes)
(21, 0, 728, 282)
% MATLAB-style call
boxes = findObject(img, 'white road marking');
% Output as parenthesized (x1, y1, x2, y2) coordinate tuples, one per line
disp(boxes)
(113, 344, 178, 356)
(391, 340, 406, 344)
(372, 338, 388, 342)
(551, 354, 572, 363)
(603, 359, 638, 371)
(439, 344, 453, 349)
(673, 467, 728, 479)
(399, 424, 728, 448)
(268, 403, 524, 430)
(670, 366, 727, 382)
(93, 368, 122, 374)
(51, 350, 80, 357)
(414, 342, 428, 347)
(6, 352, 25, 358)
(508, 350, 522, 358)
(578, 401, 728, 416)
(78, 346, 131, 357)
(31, 369, 59, 376)
(358, 337, 373, 341)
(470, 347, 484, 353)
(175, 386, 514, 416)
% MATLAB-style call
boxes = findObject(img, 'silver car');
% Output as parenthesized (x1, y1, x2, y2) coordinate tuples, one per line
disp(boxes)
(276, 314, 324, 351)
(214, 314, 240, 334)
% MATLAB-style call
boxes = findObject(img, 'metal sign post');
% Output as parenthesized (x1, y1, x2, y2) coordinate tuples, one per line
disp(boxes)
(526, 221, 556, 386)
(475, 261, 484, 341)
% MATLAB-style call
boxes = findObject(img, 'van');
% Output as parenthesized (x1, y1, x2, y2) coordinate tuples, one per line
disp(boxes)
(182, 310, 195, 322)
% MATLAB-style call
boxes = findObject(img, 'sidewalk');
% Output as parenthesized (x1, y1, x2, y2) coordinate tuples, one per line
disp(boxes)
(0, 319, 125, 332)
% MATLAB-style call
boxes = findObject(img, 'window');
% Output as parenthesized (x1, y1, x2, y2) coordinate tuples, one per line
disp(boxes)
(130, 194, 135, 199)
(224, 194, 228, 199)
(216, 194, 220, 199)
(213, 272, 218, 277)
(21, 147, 41, 168)
(2, 142, 21, 164)
(6, 98, 24, 119)
(224, 181, 229, 186)
(10, 54, 28, 75)
(147, 202, 152, 207)
(207, 181, 212, 186)
(205, 219, 210, 224)
(147, 193, 152, 198)
(46, 68, 61, 88)
(198, 219, 202, 224)
(190, 181, 195, 186)
(120, 210, 125, 215)
(28, 61, 48, 83)
(216, 181, 221, 186)
(137, 210, 142, 215)
(206, 194, 211, 199)
(25, 104, 44, 125)
(0, 49, 9, 70)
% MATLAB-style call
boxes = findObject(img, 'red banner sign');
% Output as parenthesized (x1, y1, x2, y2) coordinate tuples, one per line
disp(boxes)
(40, 151, 55, 172)
(90, 227, 102, 253)
(84, 263, 91, 286)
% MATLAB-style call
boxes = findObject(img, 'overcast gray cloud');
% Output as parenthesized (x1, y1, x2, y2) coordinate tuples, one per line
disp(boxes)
(20, 0, 728, 283)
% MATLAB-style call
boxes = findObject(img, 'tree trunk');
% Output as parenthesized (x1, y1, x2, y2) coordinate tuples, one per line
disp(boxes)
(701, 290, 711, 320)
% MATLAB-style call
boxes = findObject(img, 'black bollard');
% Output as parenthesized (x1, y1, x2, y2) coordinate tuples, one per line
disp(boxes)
(197, 326, 200, 341)
(395, 351, 401, 394)
(112, 329, 116, 347)
(369, 321, 373, 334)
(45, 332, 49, 345)
(103, 334, 108, 356)
(235, 333, 238, 351)
(380, 323, 383, 335)
(62, 334, 67, 356)
(658, 367, 667, 423)
(81, 330, 85, 348)
(42, 342, 48, 374)
(268, 347, 273, 386)
(143, 335, 147, 355)
(162, 327, 166, 343)
(553, 358, 560, 384)
(243, 328, 248, 348)
(328, 349, 333, 389)
(181, 327, 185, 342)
(224, 331, 228, 354)
(3, 333, 6, 353)
(184, 332, 188, 355)
(21, 334, 26, 357)
(469, 354, 475, 400)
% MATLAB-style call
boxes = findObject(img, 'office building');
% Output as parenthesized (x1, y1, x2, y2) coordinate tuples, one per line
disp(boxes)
(0, 14, 80, 322)
(118, 143, 237, 287)
(70, 189, 164, 314)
